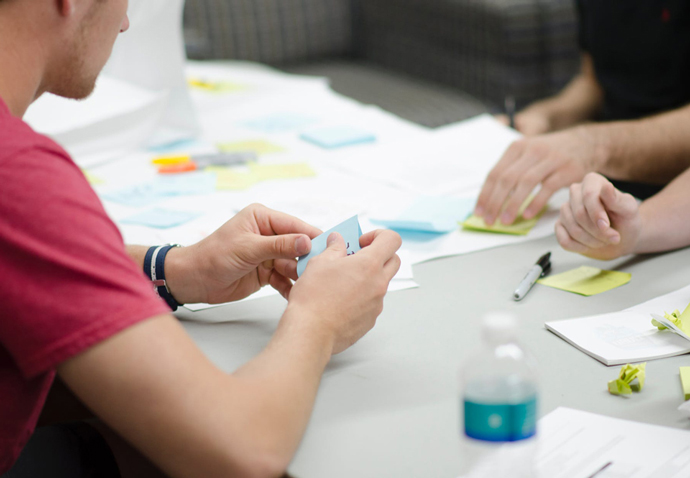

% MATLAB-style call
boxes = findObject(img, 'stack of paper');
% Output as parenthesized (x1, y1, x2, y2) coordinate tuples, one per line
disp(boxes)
(545, 284, 690, 365)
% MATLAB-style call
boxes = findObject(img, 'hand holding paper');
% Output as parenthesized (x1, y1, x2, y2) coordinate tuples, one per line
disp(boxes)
(297, 216, 362, 277)
(555, 173, 641, 261)
(288, 226, 402, 354)
(163, 204, 321, 305)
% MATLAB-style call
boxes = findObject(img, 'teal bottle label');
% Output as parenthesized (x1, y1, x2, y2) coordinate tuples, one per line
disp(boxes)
(463, 397, 537, 442)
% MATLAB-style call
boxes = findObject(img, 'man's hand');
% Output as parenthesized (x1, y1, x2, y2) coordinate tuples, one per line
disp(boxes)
(555, 173, 641, 260)
(285, 229, 402, 355)
(165, 204, 322, 304)
(474, 125, 609, 226)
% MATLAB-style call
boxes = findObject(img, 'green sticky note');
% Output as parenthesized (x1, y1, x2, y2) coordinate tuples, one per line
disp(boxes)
(608, 363, 646, 396)
(537, 266, 631, 296)
(680, 367, 690, 401)
(461, 197, 545, 236)
(217, 140, 285, 156)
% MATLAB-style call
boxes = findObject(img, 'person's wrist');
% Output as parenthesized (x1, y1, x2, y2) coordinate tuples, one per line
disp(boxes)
(281, 303, 337, 357)
(163, 244, 207, 305)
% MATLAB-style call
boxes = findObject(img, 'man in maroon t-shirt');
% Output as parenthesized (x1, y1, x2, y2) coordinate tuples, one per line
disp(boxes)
(0, 0, 402, 476)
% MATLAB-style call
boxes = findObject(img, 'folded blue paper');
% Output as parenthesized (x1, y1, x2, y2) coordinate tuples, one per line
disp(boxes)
(300, 126, 376, 149)
(297, 215, 362, 277)
(371, 196, 475, 233)
(242, 113, 317, 133)
(120, 208, 202, 229)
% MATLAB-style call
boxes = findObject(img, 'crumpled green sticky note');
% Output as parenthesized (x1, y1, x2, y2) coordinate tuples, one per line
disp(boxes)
(608, 363, 646, 396)
(461, 197, 545, 236)
(652, 302, 690, 335)
(537, 266, 631, 296)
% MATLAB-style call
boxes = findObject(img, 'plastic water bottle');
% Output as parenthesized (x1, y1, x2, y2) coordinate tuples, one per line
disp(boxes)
(459, 313, 538, 478)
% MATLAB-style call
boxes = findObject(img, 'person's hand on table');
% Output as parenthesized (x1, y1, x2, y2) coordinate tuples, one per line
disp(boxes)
(555, 173, 641, 261)
(474, 126, 607, 226)
(164, 204, 322, 305)
(286, 229, 402, 355)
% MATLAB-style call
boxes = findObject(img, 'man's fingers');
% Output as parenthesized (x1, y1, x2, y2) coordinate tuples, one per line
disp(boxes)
(475, 141, 525, 218)
(269, 271, 293, 300)
(273, 258, 298, 281)
(483, 157, 533, 225)
(255, 233, 312, 262)
(321, 232, 348, 258)
(580, 181, 619, 243)
(494, 114, 510, 126)
(499, 158, 555, 224)
(249, 204, 323, 239)
(555, 222, 590, 255)
(358, 230, 402, 264)
(600, 180, 639, 218)
(559, 202, 608, 249)
(383, 254, 402, 282)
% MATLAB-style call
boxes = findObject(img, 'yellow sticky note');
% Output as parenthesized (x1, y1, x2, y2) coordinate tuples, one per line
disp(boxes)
(217, 140, 285, 156)
(461, 197, 544, 236)
(82, 170, 104, 185)
(608, 363, 646, 396)
(248, 163, 316, 181)
(210, 168, 258, 191)
(537, 266, 631, 296)
(187, 78, 246, 93)
(680, 367, 690, 401)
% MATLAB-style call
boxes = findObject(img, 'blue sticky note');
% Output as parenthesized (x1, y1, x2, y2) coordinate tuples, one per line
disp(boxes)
(242, 113, 317, 133)
(153, 172, 217, 196)
(102, 172, 217, 207)
(297, 215, 363, 277)
(101, 183, 167, 208)
(300, 126, 376, 149)
(371, 196, 475, 234)
(120, 208, 202, 229)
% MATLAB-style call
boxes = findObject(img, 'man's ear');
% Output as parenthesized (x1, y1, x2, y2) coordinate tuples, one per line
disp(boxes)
(56, 0, 75, 17)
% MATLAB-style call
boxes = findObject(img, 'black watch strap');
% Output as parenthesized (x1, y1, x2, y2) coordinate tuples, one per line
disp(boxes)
(144, 244, 182, 311)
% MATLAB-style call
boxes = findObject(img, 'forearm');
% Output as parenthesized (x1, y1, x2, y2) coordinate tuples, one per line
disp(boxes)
(523, 53, 603, 131)
(595, 104, 690, 183)
(634, 168, 690, 254)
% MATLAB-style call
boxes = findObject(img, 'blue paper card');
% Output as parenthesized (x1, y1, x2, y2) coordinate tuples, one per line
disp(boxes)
(300, 126, 376, 149)
(120, 208, 202, 229)
(297, 215, 362, 277)
(371, 196, 475, 234)
(153, 172, 217, 196)
(101, 183, 166, 208)
(242, 113, 317, 133)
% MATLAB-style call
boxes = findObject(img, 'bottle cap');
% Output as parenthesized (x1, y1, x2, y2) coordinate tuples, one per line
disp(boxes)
(482, 312, 517, 343)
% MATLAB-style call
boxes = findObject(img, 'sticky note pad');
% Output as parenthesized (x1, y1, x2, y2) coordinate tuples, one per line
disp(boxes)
(297, 216, 362, 277)
(300, 126, 376, 149)
(372, 196, 474, 234)
(217, 140, 285, 155)
(121, 208, 202, 229)
(462, 196, 544, 235)
(538, 266, 631, 296)
(243, 113, 317, 133)
(681, 367, 690, 401)
(209, 168, 258, 191)
(248, 163, 316, 181)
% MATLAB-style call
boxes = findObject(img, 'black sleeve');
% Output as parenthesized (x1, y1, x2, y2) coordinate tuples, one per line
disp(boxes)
(575, 0, 588, 52)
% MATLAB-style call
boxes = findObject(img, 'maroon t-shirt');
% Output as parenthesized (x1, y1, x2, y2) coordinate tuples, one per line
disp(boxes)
(0, 97, 169, 471)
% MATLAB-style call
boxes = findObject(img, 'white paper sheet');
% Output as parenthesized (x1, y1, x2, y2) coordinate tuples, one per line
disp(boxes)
(545, 284, 690, 365)
(460, 407, 690, 478)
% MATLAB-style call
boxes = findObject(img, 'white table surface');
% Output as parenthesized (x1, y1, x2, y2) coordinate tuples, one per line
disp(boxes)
(176, 235, 690, 478)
